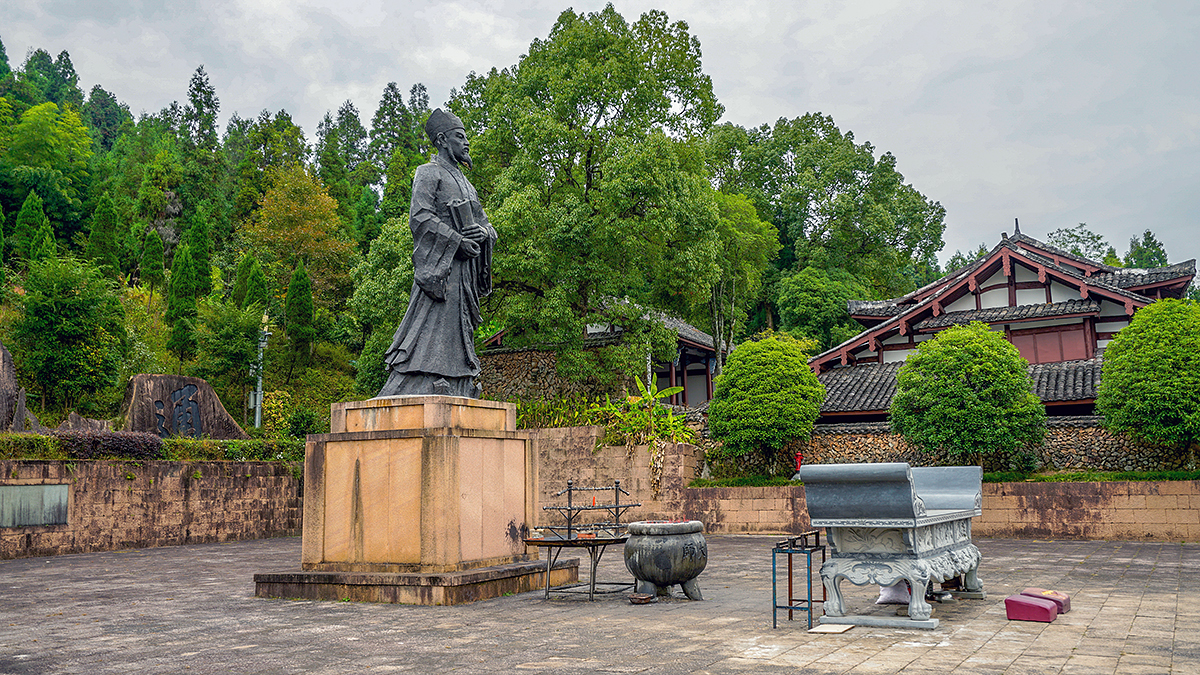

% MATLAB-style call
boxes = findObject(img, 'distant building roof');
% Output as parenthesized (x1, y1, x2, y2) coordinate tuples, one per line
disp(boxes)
(817, 357, 1102, 413)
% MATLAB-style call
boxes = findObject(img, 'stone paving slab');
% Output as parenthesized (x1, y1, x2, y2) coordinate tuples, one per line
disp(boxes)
(0, 535, 1197, 674)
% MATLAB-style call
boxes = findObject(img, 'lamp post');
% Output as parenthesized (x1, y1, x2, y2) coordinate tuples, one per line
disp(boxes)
(252, 314, 271, 428)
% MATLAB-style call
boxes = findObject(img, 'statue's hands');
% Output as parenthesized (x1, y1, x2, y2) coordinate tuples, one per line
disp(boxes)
(459, 238, 481, 258)
(462, 222, 488, 243)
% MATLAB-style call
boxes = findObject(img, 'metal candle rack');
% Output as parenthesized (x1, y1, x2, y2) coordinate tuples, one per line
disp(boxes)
(772, 530, 827, 629)
(541, 479, 640, 539)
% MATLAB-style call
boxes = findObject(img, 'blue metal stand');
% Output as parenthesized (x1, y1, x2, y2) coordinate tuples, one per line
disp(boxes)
(772, 531, 826, 628)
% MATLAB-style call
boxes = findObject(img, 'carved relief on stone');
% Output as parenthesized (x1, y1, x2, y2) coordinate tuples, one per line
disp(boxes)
(831, 527, 907, 555)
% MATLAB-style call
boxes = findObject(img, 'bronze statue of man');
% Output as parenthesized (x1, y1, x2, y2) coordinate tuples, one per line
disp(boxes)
(377, 109, 496, 398)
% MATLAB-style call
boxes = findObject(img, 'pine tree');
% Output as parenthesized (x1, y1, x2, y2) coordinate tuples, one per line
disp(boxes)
(232, 252, 256, 308)
(184, 208, 213, 297)
(355, 185, 381, 253)
(13, 191, 49, 264)
(284, 260, 315, 381)
(85, 192, 122, 278)
(166, 243, 199, 367)
(140, 229, 166, 306)
(29, 221, 56, 262)
(0, 202, 5, 286)
(244, 259, 270, 312)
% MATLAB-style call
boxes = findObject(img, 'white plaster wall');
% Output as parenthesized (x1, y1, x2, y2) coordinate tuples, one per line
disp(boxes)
(1016, 288, 1046, 305)
(947, 294, 975, 312)
(980, 288, 1008, 308)
(982, 270, 1005, 287)
(1015, 264, 1038, 282)
(883, 349, 913, 363)
(1050, 282, 1080, 303)
(1099, 299, 1127, 317)
(1099, 320, 1129, 333)
(883, 334, 909, 345)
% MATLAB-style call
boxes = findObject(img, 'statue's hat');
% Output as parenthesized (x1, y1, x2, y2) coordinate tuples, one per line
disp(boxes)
(425, 108, 464, 143)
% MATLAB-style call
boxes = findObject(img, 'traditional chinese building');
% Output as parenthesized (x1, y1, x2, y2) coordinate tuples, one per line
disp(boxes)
(810, 227, 1195, 422)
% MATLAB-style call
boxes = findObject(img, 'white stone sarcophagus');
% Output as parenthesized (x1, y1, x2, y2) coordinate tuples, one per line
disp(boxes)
(799, 463, 985, 629)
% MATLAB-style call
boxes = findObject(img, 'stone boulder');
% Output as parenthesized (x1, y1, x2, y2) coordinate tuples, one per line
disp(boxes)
(120, 374, 248, 439)
(0, 342, 18, 429)
(57, 411, 113, 432)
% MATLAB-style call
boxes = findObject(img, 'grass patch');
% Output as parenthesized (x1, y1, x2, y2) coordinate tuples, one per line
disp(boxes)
(688, 475, 800, 488)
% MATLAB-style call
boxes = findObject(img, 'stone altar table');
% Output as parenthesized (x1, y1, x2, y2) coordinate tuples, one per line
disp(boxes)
(799, 463, 985, 629)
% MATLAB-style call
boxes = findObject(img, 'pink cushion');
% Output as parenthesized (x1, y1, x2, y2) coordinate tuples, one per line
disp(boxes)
(1021, 588, 1070, 613)
(1005, 594, 1058, 622)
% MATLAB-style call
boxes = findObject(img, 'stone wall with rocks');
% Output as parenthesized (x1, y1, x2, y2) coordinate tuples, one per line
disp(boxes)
(479, 348, 625, 402)
(0, 460, 301, 560)
(794, 417, 1193, 472)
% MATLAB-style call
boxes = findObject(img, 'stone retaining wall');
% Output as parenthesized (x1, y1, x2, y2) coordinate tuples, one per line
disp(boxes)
(798, 417, 1193, 471)
(0, 460, 302, 560)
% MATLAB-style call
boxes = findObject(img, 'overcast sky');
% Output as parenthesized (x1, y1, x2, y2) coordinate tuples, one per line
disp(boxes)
(4, 0, 1198, 267)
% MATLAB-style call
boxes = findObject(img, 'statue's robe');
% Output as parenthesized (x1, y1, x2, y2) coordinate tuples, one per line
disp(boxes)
(378, 153, 495, 398)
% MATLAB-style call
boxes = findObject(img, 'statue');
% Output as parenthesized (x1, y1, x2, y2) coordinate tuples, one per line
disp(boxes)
(377, 109, 497, 398)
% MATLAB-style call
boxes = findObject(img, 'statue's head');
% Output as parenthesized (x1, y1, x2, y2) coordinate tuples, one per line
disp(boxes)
(426, 108, 470, 168)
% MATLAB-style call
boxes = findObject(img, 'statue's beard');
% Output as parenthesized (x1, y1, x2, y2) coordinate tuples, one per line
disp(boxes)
(457, 151, 472, 170)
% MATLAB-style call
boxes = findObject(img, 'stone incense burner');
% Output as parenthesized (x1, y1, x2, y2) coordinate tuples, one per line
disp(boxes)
(624, 520, 707, 600)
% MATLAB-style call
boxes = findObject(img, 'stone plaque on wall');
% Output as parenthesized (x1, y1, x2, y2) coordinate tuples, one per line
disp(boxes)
(120, 374, 248, 439)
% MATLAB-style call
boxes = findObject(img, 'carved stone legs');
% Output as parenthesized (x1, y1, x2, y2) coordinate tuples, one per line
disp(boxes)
(681, 578, 703, 601)
(821, 566, 848, 617)
(905, 570, 933, 621)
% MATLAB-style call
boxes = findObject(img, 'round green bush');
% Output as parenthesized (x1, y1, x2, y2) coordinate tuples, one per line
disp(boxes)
(707, 332, 824, 464)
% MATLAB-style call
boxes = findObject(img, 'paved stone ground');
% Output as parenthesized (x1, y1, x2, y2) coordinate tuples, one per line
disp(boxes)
(0, 535, 1196, 674)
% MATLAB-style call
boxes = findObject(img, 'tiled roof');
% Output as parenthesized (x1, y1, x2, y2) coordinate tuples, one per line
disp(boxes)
(1028, 358, 1102, 402)
(1090, 260, 1196, 289)
(657, 312, 717, 348)
(817, 357, 1102, 413)
(913, 299, 1100, 331)
(819, 361, 902, 413)
(847, 300, 903, 317)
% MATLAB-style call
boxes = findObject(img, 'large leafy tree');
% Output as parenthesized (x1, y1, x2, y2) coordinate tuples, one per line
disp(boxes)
(777, 267, 869, 351)
(708, 332, 824, 474)
(890, 321, 1046, 464)
(242, 164, 355, 310)
(1097, 299, 1200, 468)
(5, 101, 93, 238)
(195, 297, 262, 423)
(1047, 223, 1110, 260)
(12, 256, 126, 412)
(449, 5, 725, 382)
(707, 116, 945, 301)
(82, 84, 132, 151)
(232, 110, 308, 221)
(706, 191, 778, 372)
(348, 217, 415, 394)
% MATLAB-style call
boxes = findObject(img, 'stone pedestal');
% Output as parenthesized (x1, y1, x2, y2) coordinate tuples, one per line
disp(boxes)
(255, 396, 577, 605)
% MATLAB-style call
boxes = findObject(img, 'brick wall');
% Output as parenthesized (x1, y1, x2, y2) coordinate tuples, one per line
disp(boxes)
(976, 481, 1200, 541)
(0, 460, 302, 560)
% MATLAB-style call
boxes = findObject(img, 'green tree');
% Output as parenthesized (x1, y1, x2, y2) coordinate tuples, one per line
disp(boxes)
(449, 5, 725, 382)
(140, 228, 165, 305)
(348, 217, 414, 394)
(284, 260, 315, 380)
(1047, 223, 1110, 260)
(354, 185, 381, 253)
(85, 192, 121, 277)
(707, 116, 945, 300)
(166, 242, 199, 366)
(182, 208, 213, 297)
(1123, 229, 1169, 268)
(29, 219, 56, 262)
(195, 296, 262, 423)
(0, 36, 10, 80)
(777, 267, 870, 351)
(12, 256, 126, 412)
(369, 81, 424, 187)
(890, 321, 1046, 465)
(1102, 246, 1124, 268)
(82, 84, 131, 151)
(707, 332, 825, 474)
(7, 101, 93, 231)
(1097, 299, 1200, 469)
(11, 190, 49, 263)
(707, 192, 779, 370)
(945, 243, 990, 272)
(231, 251, 256, 308)
(243, 257, 269, 312)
